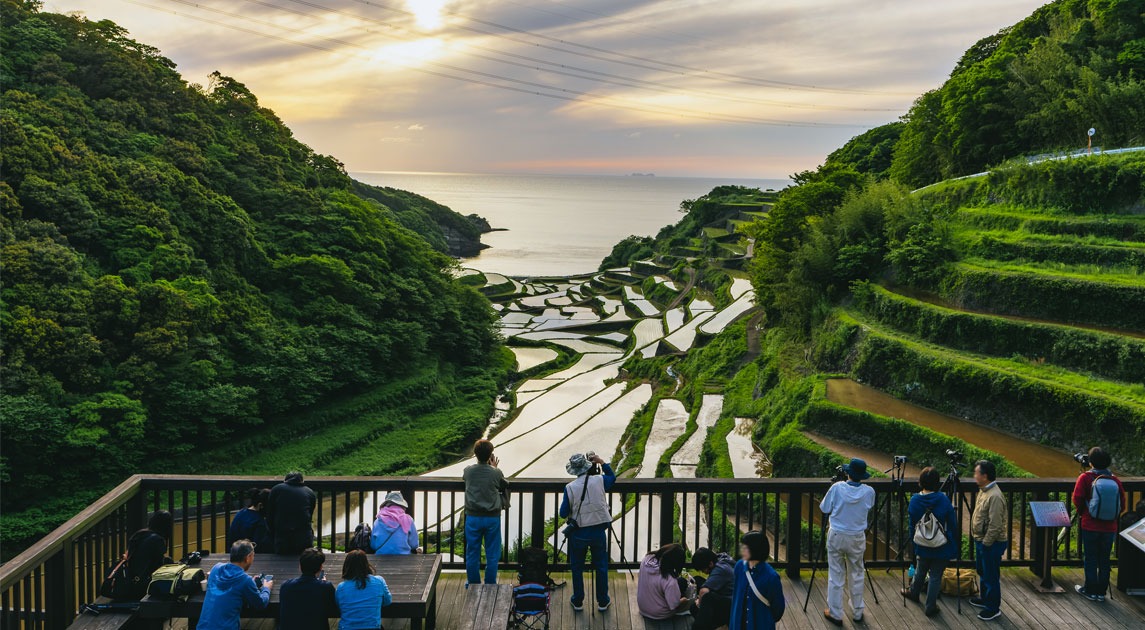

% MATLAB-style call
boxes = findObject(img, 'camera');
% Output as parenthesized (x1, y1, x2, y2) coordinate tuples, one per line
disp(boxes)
(1074, 452, 1090, 467)
(831, 465, 849, 483)
(585, 450, 601, 475)
(181, 550, 209, 566)
(893, 455, 907, 467)
(945, 449, 965, 464)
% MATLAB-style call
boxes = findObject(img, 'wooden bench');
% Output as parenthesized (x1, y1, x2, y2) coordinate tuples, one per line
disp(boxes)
(68, 597, 136, 630)
(461, 584, 514, 630)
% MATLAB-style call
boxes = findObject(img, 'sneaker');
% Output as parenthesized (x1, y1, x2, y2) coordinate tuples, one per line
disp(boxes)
(570, 600, 584, 611)
(597, 599, 611, 612)
(852, 611, 864, 623)
(822, 609, 843, 627)
(1074, 585, 1100, 602)
(977, 610, 1001, 621)
(900, 588, 920, 603)
(968, 597, 986, 608)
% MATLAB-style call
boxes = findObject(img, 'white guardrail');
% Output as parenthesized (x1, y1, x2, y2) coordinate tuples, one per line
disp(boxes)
(911, 145, 1145, 193)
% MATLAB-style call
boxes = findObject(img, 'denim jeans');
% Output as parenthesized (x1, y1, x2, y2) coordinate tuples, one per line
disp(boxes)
(569, 529, 609, 606)
(909, 556, 948, 611)
(1081, 529, 1115, 596)
(465, 515, 502, 585)
(974, 541, 1007, 615)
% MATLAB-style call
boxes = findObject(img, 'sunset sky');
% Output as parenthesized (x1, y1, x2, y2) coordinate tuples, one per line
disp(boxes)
(48, 0, 1048, 177)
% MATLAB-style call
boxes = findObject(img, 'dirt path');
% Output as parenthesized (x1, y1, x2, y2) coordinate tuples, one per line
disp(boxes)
(665, 267, 697, 310)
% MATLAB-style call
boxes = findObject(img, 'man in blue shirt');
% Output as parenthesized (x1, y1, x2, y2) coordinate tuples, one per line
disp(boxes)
(279, 548, 337, 630)
(198, 540, 271, 630)
(559, 452, 615, 612)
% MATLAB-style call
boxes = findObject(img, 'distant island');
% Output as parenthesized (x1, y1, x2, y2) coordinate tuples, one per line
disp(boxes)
(629, 172, 656, 177)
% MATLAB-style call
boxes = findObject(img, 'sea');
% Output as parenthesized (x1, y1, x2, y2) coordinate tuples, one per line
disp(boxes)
(351, 172, 789, 277)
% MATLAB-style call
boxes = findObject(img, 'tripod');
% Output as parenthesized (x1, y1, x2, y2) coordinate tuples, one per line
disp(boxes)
(940, 461, 971, 614)
(802, 484, 881, 614)
(872, 458, 910, 607)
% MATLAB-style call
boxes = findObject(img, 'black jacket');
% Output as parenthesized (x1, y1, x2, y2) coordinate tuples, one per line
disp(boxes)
(115, 531, 171, 601)
(278, 575, 337, 630)
(267, 474, 317, 554)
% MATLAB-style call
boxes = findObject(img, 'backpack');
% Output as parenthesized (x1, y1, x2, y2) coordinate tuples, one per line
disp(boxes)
(1087, 473, 1121, 521)
(146, 563, 204, 599)
(348, 522, 374, 553)
(913, 507, 948, 549)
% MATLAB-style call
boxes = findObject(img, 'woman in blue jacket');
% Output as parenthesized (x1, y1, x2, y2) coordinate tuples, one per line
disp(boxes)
(729, 531, 785, 630)
(336, 550, 392, 630)
(902, 466, 958, 617)
(371, 491, 421, 555)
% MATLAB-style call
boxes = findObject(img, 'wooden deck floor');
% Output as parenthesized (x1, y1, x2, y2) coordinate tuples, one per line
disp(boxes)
(172, 567, 1144, 629)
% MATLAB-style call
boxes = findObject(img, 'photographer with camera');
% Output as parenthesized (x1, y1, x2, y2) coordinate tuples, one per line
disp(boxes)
(818, 459, 875, 626)
(197, 540, 271, 630)
(464, 438, 508, 585)
(1071, 447, 1127, 602)
(560, 451, 616, 612)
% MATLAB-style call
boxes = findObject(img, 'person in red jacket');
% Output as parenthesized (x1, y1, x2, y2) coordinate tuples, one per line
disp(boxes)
(1070, 446, 1127, 602)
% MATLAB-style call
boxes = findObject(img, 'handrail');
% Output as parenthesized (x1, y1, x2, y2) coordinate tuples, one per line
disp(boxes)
(0, 474, 143, 591)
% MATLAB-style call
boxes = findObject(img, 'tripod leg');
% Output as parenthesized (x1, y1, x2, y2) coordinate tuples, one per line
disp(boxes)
(803, 526, 828, 612)
(866, 565, 880, 605)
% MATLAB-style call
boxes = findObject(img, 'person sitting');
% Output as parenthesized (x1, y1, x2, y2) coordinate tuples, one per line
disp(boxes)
(372, 491, 421, 555)
(637, 543, 693, 628)
(729, 531, 785, 630)
(279, 548, 337, 630)
(690, 547, 735, 630)
(111, 510, 173, 602)
(336, 550, 392, 630)
(227, 488, 272, 552)
(267, 472, 317, 555)
(198, 540, 272, 630)
(901, 466, 958, 617)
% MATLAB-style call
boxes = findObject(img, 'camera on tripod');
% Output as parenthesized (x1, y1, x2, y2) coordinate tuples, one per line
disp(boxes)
(892, 455, 907, 467)
(945, 449, 965, 466)
(1073, 452, 1090, 467)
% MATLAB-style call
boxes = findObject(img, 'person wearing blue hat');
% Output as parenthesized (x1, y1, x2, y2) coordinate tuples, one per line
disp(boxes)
(560, 452, 616, 612)
(818, 458, 876, 626)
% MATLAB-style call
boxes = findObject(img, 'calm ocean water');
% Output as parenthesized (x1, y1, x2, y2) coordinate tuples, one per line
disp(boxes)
(352, 172, 789, 277)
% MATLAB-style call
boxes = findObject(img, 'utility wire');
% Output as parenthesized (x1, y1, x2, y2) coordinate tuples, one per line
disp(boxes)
(127, 0, 870, 128)
(263, 0, 901, 113)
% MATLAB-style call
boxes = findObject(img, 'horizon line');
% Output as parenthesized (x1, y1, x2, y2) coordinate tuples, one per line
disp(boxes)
(350, 169, 793, 181)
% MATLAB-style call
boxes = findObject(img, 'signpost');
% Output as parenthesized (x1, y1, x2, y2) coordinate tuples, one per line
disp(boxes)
(1029, 501, 1070, 593)
(1088, 127, 1096, 155)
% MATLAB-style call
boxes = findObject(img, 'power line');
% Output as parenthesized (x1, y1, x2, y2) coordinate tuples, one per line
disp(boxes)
(350, 0, 916, 96)
(126, 0, 870, 128)
(265, 0, 901, 113)
(262, 0, 902, 113)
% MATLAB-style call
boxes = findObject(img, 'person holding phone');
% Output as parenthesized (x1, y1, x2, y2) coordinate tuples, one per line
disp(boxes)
(463, 439, 508, 585)
(279, 548, 337, 630)
(198, 540, 271, 630)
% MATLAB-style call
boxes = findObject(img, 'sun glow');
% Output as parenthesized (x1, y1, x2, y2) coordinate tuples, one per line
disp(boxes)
(406, 0, 448, 30)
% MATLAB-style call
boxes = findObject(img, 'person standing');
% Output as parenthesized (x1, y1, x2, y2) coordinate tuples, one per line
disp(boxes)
(818, 458, 875, 626)
(278, 548, 337, 630)
(198, 540, 272, 630)
(463, 439, 508, 585)
(728, 531, 785, 630)
(690, 547, 736, 630)
(267, 472, 317, 555)
(371, 491, 421, 555)
(560, 452, 615, 612)
(1071, 446, 1127, 602)
(335, 550, 392, 630)
(902, 467, 958, 617)
(970, 460, 1007, 621)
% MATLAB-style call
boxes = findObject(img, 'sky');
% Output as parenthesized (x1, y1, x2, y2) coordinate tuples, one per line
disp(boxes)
(47, 0, 1049, 178)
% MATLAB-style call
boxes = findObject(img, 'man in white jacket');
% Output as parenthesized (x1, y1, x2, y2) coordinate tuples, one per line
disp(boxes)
(818, 458, 876, 625)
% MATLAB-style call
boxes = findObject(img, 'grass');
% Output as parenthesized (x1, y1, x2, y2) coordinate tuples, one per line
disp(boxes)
(959, 258, 1145, 286)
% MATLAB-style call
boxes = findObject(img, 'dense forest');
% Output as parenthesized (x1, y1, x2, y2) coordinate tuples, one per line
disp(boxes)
(0, 0, 505, 547)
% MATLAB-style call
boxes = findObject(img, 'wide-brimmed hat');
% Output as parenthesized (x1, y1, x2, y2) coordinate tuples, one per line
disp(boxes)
(382, 491, 409, 509)
(566, 453, 593, 476)
(846, 458, 871, 480)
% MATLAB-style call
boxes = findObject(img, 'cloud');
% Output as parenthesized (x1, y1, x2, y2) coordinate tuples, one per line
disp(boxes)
(51, 0, 1050, 176)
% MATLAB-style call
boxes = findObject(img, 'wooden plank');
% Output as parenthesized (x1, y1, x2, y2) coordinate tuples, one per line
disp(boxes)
(490, 585, 514, 629)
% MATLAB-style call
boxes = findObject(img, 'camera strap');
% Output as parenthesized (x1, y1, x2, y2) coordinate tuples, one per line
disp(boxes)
(572, 474, 590, 523)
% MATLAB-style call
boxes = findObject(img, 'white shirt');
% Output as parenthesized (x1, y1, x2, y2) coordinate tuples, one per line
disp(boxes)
(819, 481, 876, 534)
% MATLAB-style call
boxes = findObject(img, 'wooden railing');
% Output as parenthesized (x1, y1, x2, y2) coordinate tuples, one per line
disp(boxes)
(2, 475, 1142, 628)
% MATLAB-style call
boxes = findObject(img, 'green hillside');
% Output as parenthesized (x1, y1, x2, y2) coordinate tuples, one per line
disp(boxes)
(0, 1, 507, 548)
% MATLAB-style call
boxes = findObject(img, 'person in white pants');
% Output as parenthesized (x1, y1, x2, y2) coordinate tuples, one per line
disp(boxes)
(818, 459, 876, 626)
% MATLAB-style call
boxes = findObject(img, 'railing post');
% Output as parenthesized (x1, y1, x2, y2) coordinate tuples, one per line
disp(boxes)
(44, 543, 74, 629)
(530, 491, 546, 548)
(786, 492, 802, 580)
(659, 490, 675, 547)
